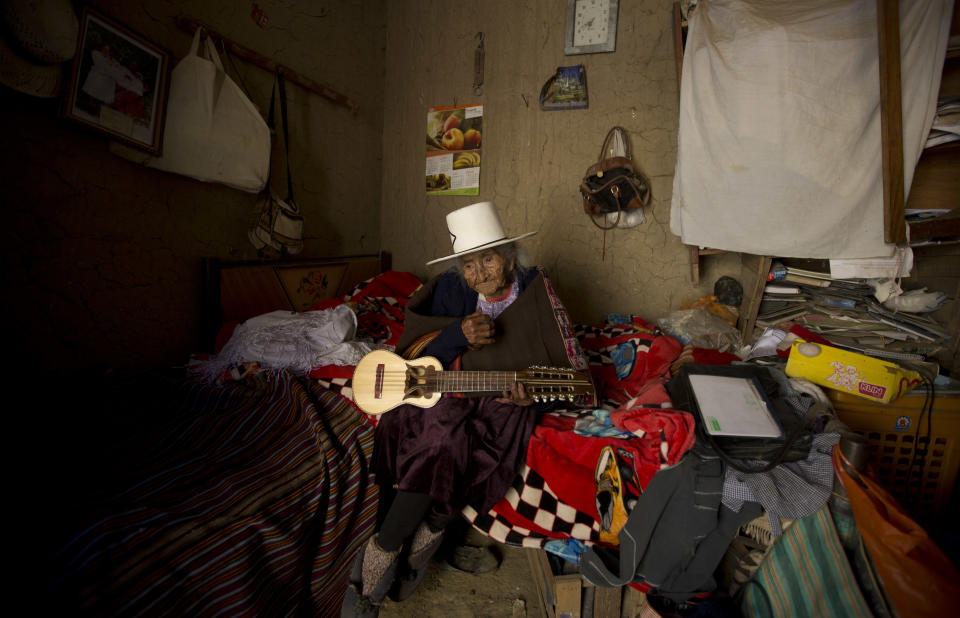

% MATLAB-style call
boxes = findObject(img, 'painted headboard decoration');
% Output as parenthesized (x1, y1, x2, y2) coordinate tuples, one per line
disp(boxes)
(200, 253, 389, 352)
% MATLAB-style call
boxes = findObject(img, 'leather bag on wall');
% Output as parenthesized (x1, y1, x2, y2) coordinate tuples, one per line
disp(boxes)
(580, 126, 651, 230)
(144, 28, 269, 192)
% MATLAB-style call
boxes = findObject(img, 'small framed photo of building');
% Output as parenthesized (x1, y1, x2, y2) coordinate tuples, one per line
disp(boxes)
(64, 7, 169, 154)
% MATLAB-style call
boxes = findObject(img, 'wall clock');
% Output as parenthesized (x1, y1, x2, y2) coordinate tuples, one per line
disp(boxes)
(565, 0, 619, 55)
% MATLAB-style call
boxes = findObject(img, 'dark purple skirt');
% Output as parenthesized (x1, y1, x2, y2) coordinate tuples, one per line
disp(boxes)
(373, 396, 539, 519)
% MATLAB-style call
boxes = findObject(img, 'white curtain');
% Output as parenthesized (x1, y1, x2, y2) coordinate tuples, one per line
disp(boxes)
(671, 0, 953, 258)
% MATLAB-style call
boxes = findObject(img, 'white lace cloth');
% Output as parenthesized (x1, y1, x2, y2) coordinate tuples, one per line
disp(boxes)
(201, 305, 380, 379)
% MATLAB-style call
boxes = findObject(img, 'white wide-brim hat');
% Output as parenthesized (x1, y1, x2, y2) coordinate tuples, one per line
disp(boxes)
(427, 201, 536, 265)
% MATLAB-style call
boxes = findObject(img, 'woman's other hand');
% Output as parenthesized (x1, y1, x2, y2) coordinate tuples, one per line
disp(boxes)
(461, 309, 495, 347)
(496, 382, 533, 406)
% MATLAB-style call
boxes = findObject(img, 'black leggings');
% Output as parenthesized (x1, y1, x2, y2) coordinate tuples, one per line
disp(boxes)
(377, 491, 431, 551)
(377, 490, 457, 551)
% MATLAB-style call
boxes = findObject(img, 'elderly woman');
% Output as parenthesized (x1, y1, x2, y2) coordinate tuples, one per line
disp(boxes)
(342, 202, 586, 617)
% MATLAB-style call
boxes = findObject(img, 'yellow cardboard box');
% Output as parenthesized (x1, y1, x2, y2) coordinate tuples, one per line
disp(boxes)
(784, 340, 921, 403)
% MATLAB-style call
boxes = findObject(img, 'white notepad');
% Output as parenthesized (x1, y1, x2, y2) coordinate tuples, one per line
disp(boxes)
(688, 374, 783, 439)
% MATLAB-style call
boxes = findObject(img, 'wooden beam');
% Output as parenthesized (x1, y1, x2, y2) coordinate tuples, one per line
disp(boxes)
(876, 0, 906, 243)
(592, 585, 622, 617)
(690, 245, 701, 285)
(175, 15, 357, 113)
(525, 549, 556, 618)
(554, 576, 581, 618)
(738, 254, 773, 345)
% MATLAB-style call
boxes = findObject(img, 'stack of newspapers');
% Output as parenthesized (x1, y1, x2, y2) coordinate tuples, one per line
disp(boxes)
(926, 95, 960, 149)
(757, 263, 951, 362)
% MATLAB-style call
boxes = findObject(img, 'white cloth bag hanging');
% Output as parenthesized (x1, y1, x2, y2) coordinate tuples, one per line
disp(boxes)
(145, 28, 269, 192)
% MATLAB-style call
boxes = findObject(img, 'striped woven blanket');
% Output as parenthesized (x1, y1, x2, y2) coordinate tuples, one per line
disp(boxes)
(48, 371, 377, 617)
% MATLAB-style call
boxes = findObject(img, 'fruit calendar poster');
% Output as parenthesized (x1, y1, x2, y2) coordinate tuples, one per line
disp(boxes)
(426, 103, 482, 196)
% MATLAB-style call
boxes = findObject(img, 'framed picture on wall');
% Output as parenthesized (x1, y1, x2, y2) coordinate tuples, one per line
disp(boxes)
(63, 7, 170, 154)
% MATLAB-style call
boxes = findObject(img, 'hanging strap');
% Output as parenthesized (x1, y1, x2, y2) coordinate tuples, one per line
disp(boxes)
(598, 126, 632, 163)
(473, 32, 484, 95)
(268, 71, 294, 203)
(202, 36, 225, 71)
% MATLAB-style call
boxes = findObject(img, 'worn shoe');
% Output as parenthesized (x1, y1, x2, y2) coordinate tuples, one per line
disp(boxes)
(341, 589, 381, 618)
(340, 535, 400, 618)
(441, 543, 501, 574)
(391, 523, 445, 602)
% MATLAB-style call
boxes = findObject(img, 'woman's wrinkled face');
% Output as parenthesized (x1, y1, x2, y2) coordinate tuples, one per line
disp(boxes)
(461, 249, 514, 298)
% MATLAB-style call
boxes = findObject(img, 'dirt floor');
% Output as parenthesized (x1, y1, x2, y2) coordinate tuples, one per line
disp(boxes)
(378, 537, 546, 618)
(375, 523, 652, 618)
(376, 534, 649, 617)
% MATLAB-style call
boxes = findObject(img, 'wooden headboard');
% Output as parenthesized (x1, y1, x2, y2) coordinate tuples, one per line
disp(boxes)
(200, 252, 390, 352)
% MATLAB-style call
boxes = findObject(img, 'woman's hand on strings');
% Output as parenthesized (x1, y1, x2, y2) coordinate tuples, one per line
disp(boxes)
(497, 382, 533, 406)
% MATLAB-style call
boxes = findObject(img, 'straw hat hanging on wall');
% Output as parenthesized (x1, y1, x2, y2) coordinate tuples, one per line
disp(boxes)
(0, 0, 78, 98)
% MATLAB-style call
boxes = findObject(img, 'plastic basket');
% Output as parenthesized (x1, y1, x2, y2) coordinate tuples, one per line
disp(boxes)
(829, 389, 960, 527)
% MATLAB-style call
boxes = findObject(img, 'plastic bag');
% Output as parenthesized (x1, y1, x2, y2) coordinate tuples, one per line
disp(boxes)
(142, 29, 269, 192)
(656, 307, 742, 353)
(834, 447, 960, 618)
(680, 295, 740, 326)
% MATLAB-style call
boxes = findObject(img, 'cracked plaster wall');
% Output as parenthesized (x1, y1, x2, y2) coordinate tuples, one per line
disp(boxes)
(3, 0, 386, 372)
(4, 0, 743, 375)
(380, 0, 738, 325)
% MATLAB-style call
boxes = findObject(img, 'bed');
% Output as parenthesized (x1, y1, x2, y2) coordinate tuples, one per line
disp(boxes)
(45, 254, 400, 616)
(44, 254, 841, 615)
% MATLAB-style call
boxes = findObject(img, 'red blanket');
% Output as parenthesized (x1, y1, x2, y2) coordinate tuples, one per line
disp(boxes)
(465, 321, 696, 555)
(575, 317, 683, 407)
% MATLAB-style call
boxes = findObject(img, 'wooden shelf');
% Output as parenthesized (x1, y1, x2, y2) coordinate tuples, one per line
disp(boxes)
(906, 4, 959, 242)
(910, 208, 960, 241)
(908, 142, 960, 213)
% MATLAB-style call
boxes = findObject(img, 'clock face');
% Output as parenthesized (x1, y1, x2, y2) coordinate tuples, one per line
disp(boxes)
(573, 0, 611, 48)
